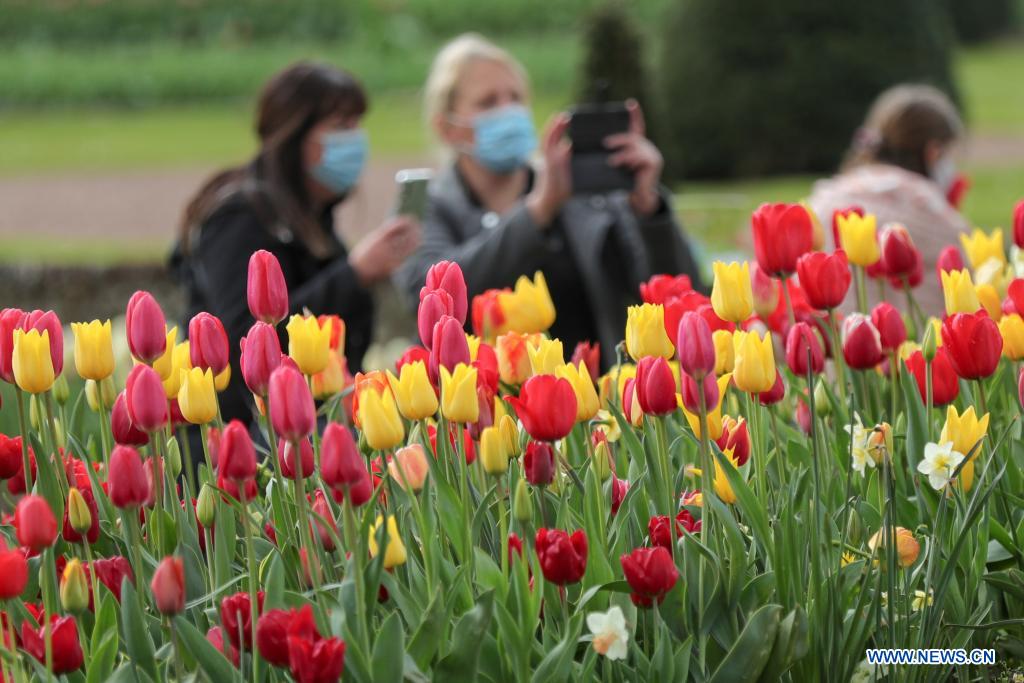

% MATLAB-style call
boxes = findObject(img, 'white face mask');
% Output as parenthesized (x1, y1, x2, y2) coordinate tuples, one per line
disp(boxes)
(930, 154, 957, 193)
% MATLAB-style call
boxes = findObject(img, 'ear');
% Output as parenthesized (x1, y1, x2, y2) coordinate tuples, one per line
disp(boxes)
(923, 140, 944, 169)
(433, 113, 455, 146)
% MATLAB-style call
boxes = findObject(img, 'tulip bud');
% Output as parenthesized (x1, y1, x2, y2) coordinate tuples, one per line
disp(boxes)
(785, 322, 824, 376)
(166, 437, 182, 479)
(196, 483, 217, 528)
(29, 393, 41, 431)
(268, 364, 316, 442)
(480, 426, 508, 476)
(676, 312, 716, 380)
(846, 511, 863, 546)
(108, 445, 149, 509)
(15, 495, 57, 551)
(879, 223, 919, 279)
(499, 414, 521, 458)
(12, 328, 56, 395)
(514, 478, 532, 523)
(151, 556, 185, 615)
(423, 261, 469, 324)
(813, 379, 831, 416)
(870, 303, 908, 352)
(125, 364, 168, 432)
(188, 312, 230, 375)
(247, 250, 289, 325)
(635, 356, 678, 416)
(125, 291, 168, 364)
(418, 289, 454, 349)
(591, 439, 612, 481)
(67, 488, 93, 535)
(842, 314, 884, 370)
(711, 261, 753, 323)
(60, 558, 90, 613)
(85, 376, 117, 412)
(921, 318, 938, 361)
(524, 441, 555, 486)
(240, 322, 282, 397)
(52, 374, 71, 405)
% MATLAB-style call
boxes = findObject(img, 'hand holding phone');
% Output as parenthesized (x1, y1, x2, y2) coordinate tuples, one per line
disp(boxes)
(394, 169, 433, 220)
(568, 102, 634, 196)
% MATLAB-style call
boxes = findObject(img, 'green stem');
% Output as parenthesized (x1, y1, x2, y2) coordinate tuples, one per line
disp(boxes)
(239, 492, 261, 683)
(14, 387, 33, 491)
(854, 265, 869, 313)
(44, 391, 70, 496)
(42, 548, 54, 678)
(827, 309, 849, 414)
(780, 275, 796, 330)
(169, 618, 188, 683)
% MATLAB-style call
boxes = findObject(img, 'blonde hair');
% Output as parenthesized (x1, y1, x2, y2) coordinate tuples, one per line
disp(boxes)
(424, 33, 529, 125)
(844, 84, 963, 176)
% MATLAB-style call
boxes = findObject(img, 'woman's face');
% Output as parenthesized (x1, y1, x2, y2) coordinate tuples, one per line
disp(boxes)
(439, 59, 529, 148)
(302, 111, 362, 172)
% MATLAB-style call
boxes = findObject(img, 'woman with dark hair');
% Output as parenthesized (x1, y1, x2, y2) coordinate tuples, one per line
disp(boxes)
(174, 61, 420, 426)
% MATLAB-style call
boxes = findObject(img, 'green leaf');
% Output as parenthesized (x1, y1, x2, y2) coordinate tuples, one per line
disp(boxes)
(709, 604, 782, 683)
(263, 551, 285, 610)
(91, 590, 118, 657)
(758, 606, 808, 682)
(120, 580, 158, 681)
(174, 616, 237, 682)
(435, 590, 496, 681)
(407, 589, 449, 670)
(371, 612, 406, 683)
(86, 633, 119, 683)
(530, 614, 582, 683)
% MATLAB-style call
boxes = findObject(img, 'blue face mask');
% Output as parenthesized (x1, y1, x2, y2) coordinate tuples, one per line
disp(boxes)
(472, 105, 537, 174)
(311, 128, 368, 193)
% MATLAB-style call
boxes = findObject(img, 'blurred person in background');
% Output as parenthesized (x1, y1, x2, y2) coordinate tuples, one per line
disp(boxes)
(173, 62, 420, 425)
(809, 83, 969, 314)
(395, 34, 703, 369)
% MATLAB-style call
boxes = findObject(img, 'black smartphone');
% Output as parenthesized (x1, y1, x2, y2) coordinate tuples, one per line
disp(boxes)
(568, 102, 634, 195)
(394, 168, 433, 219)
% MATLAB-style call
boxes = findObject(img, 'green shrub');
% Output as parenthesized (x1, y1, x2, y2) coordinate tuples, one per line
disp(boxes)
(658, 0, 960, 180)
(948, 0, 1018, 43)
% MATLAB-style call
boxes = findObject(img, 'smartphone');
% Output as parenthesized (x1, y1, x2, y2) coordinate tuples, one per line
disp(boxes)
(394, 168, 433, 219)
(568, 102, 634, 195)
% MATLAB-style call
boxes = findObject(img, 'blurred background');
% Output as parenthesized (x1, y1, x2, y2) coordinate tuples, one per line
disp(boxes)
(0, 0, 1022, 333)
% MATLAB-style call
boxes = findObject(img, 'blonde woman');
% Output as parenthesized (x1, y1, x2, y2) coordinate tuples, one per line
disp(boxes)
(395, 34, 703, 369)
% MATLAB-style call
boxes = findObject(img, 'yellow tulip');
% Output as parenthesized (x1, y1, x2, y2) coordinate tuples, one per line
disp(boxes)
(999, 314, 1024, 360)
(897, 341, 921, 362)
(688, 449, 738, 504)
(681, 373, 732, 440)
(286, 314, 332, 376)
(359, 386, 405, 451)
(836, 212, 880, 267)
(800, 200, 826, 250)
(480, 425, 508, 475)
(465, 334, 482, 362)
(591, 409, 621, 443)
(940, 269, 980, 316)
(312, 350, 346, 399)
(711, 261, 753, 323)
(387, 360, 439, 420)
(12, 329, 55, 394)
(926, 318, 944, 348)
(973, 257, 1009, 295)
(598, 364, 636, 408)
(498, 271, 556, 334)
(160, 342, 191, 399)
(215, 365, 232, 392)
(71, 319, 114, 381)
(150, 327, 179, 381)
(712, 330, 735, 375)
(940, 405, 989, 460)
(499, 413, 522, 457)
(368, 515, 407, 569)
(959, 228, 1005, 270)
(976, 284, 1002, 321)
(496, 332, 537, 385)
(555, 361, 600, 422)
(732, 330, 775, 393)
(440, 363, 479, 423)
(527, 338, 564, 376)
(625, 304, 674, 360)
(178, 367, 218, 425)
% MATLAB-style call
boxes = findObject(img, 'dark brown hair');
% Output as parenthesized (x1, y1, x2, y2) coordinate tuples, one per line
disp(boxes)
(843, 84, 962, 176)
(180, 61, 368, 258)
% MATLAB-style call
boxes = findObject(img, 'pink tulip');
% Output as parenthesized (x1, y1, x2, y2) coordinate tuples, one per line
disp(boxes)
(676, 311, 715, 380)
(240, 322, 282, 396)
(189, 312, 230, 374)
(126, 291, 168, 364)
(268, 365, 315, 443)
(247, 250, 289, 325)
(124, 364, 167, 432)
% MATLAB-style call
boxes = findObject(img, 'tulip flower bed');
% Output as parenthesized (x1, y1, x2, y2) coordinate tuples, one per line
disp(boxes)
(1, 201, 1024, 683)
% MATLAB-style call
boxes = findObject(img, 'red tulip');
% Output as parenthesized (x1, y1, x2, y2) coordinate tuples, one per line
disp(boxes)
(268, 365, 315, 442)
(621, 546, 679, 607)
(888, 248, 923, 290)
(91, 556, 134, 602)
(796, 250, 851, 310)
(471, 289, 505, 339)
(1008, 279, 1024, 316)
(257, 608, 297, 668)
(941, 312, 1003, 380)
(640, 274, 694, 304)
(219, 420, 257, 486)
(207, 626, 241, 667)
(796, 394, 812, 435)
(126, 291, 168, 364)
(715, 416, 750, 466)
(0, 308, 25, 383)
(1013, 199, 1024, 249)
(108, 445, 148, 509)
(842, 314, 884, 370)
(935, 245, 964, 284)
(758, 370, 786, 406)
(474, 343, 500, 395)
(785, 322, 824, 376)
(247, 250, 289, 325)
(6, 448, 35, 495)
(676, 311, 715, 380)
(279, 437, 314, 480)
(20, 309, 64, 376)
(395, 346, 430, 373)
(570, 342, 601, 382)
(21, 615, 83, 673)
(15, 494, 56, 551)
(0, 433, 26, 479)
(1019, 365, 1024, 411)
(189, 312, 230, 374)
(124, 364, 167, 432)
(905, 349, 960, 407)
(635, 356, 678, 416)
(505, 374, 577, 442)
(321, 423, 365, 488)
(288, 632, 346, 683)
(870, 302, 907, 352)
(879, 224, 919, 280)
(535, 528, 588, 585)
(310, 490, 338, 551)
(240, 322, 282, 396)
(417, 289, 454, 350)
(680, 374, 718, 415)
(648, 511, 700, 550)
(610, 476, 628, 515)
(222, 590, 265, 651)
(429, 315, 470, 383)
(111, 392, 149, 446)
(0, 539, 28, 599)
(524, 441, 555, 486)
(751, 202, 814, 276)
(151, 556, 185, 615)
(220, 476, 258, 504)
(946, 174, 970, 208)
(422, 261, 468, 324)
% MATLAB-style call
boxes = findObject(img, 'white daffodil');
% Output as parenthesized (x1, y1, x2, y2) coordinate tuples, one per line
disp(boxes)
(585, 606, 629, 661)
(844, 414, 875, 477)
(917, 441, 965, 490)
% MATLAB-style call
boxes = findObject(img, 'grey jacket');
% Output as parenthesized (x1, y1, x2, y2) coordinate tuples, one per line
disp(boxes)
(394, 165, 704, 368)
